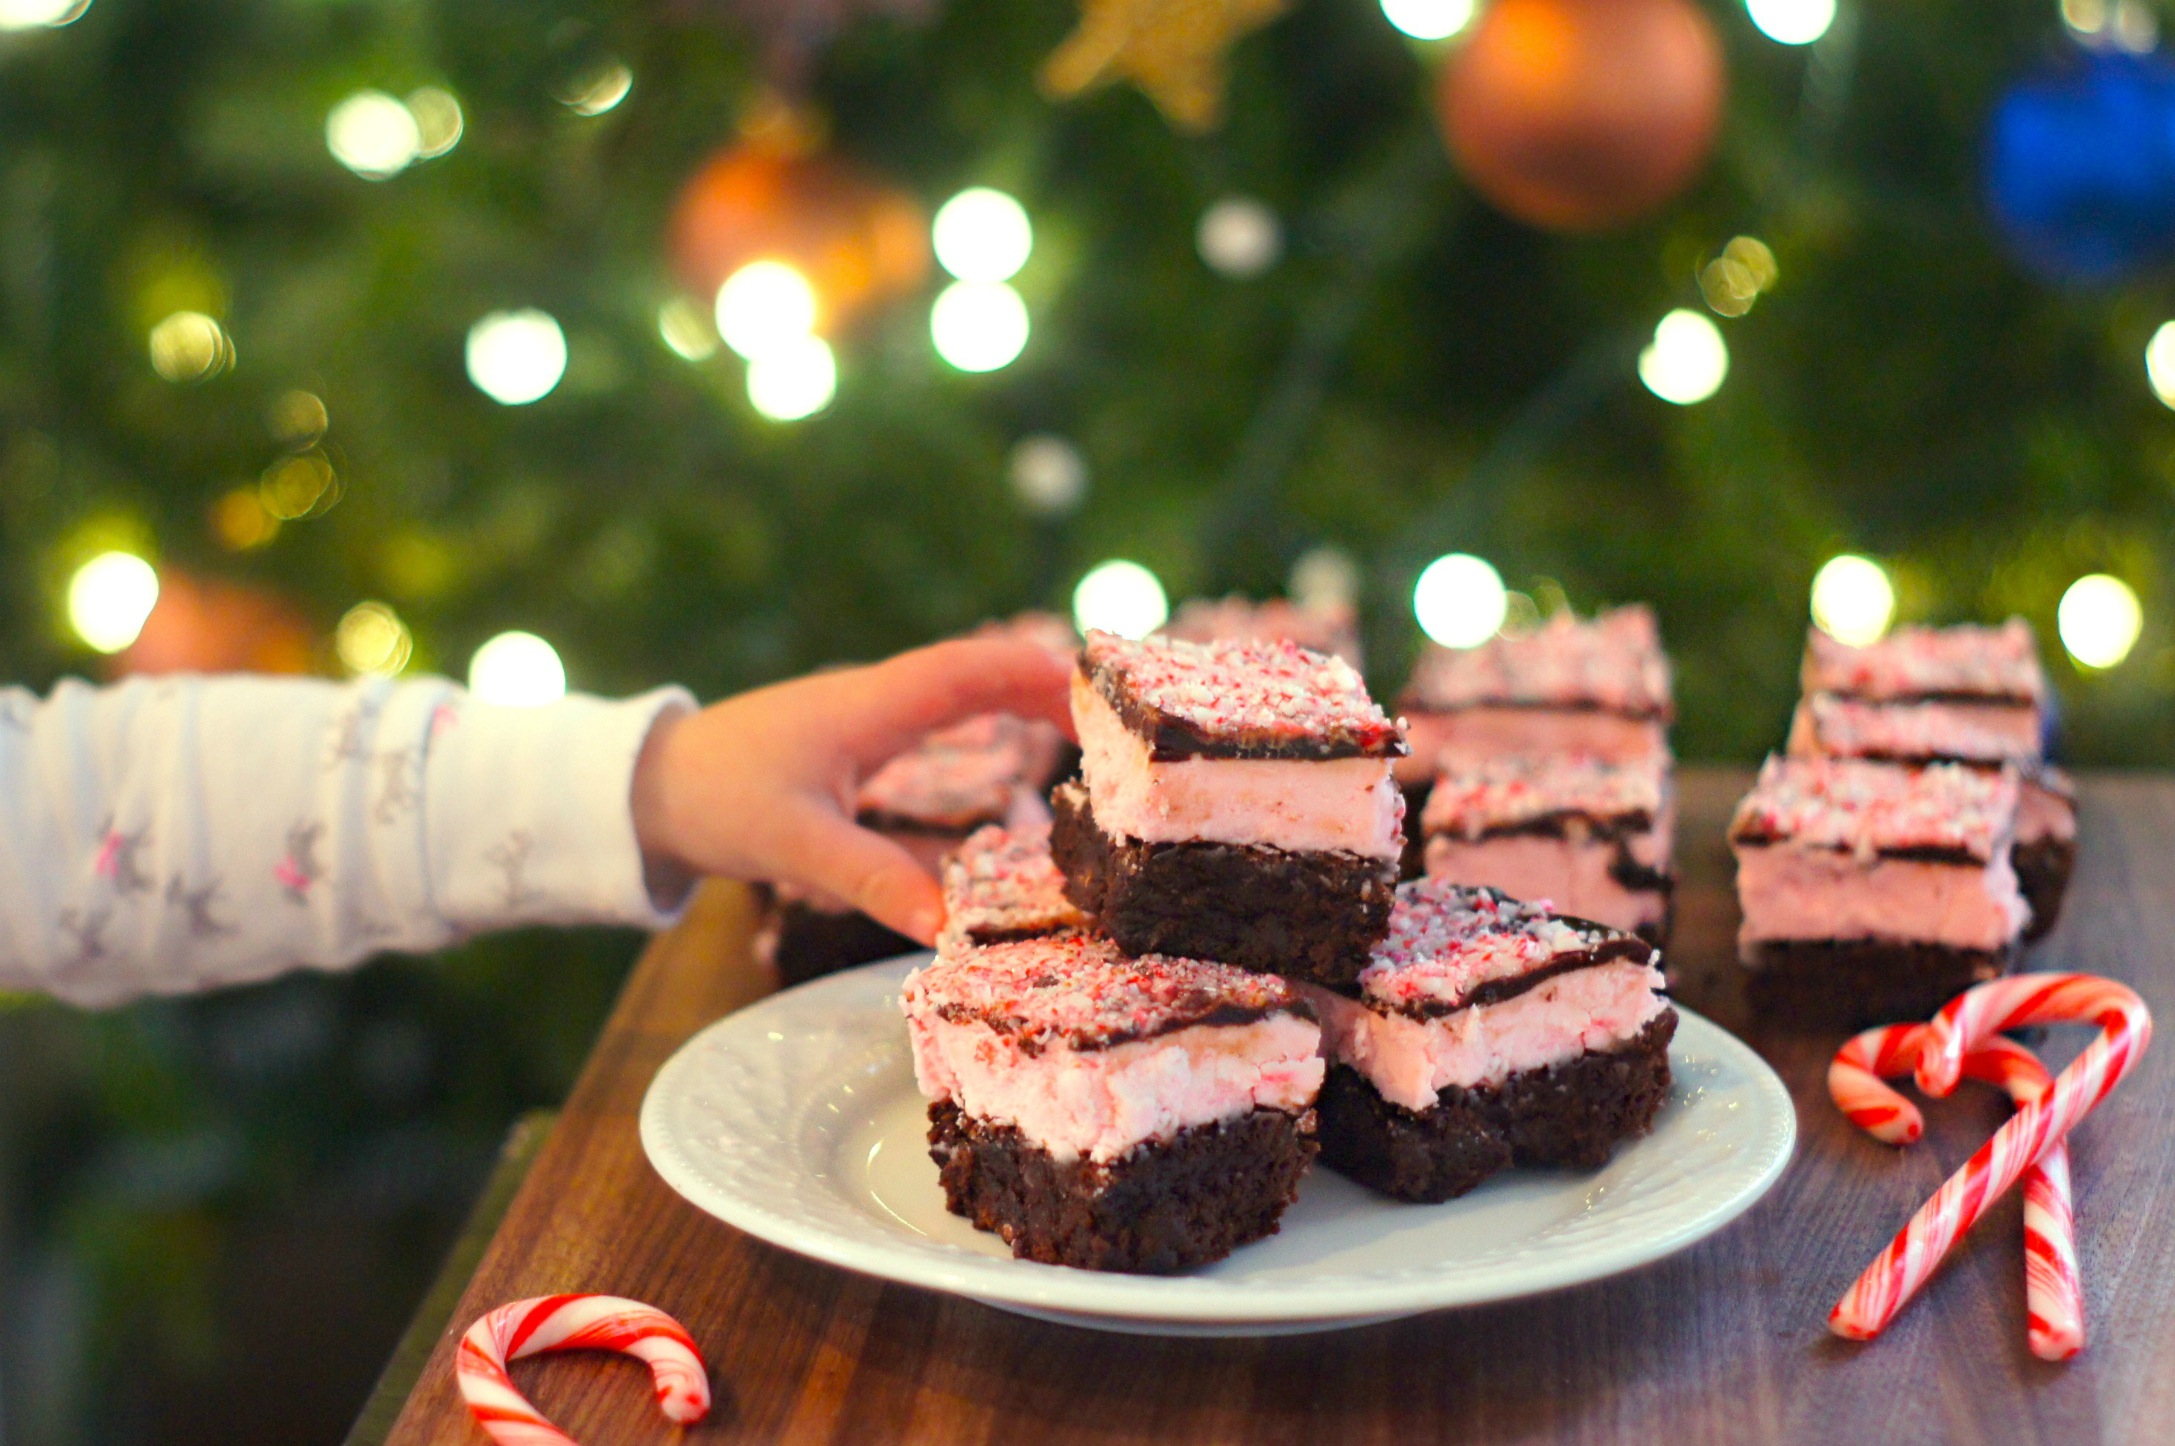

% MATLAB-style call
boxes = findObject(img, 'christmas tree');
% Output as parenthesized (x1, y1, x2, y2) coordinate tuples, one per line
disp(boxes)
(0, 0, 2169, 1437)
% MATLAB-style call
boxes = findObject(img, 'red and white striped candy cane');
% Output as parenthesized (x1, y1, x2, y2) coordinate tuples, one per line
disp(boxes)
(455, 1294, 709, 1446)
(1830, 1026, 2083, 1360)
(1830, 975, 2150, 1346)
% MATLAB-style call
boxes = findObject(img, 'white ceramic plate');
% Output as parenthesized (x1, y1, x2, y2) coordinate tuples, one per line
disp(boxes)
(640, 954, 1795, 1337)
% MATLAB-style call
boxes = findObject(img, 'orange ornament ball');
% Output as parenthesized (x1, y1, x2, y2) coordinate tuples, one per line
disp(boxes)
(1436, 0, 1726, 233)
(121, 571, 315, 677)
(666, 142, 929, 328)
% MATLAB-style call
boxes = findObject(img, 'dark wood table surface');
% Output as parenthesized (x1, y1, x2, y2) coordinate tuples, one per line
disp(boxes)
(373, 768, 2175, 1445)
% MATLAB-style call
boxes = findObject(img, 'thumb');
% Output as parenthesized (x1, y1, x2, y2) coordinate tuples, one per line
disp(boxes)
(780, 805, 948, 946)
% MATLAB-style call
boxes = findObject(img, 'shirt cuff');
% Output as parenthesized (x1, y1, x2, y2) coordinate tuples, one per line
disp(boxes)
(427, 685, 698, 933)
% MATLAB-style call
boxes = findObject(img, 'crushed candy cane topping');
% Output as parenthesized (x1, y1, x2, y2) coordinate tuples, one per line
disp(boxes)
(1356, 878, 1635, 1013)
(1082, 629, 1401, 752)
(1422, 753, 1666, 838)
(1802, 620, 2046, 704)
(905, 932, 1303, 1052)
(1403, 605, 1673, 717)
(1729, 755, 2019, 860)
(938, 825, 1085, 944)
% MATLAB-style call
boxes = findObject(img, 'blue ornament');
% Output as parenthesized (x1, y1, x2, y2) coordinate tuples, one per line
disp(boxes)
(1985, 50, 2175, 284)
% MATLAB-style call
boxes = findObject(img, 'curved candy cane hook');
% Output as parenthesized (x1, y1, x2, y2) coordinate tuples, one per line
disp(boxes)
(455, 1294, 709, 1446)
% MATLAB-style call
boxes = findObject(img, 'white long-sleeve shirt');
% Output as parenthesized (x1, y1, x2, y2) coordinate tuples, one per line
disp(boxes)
(0, 674, 693, 1007)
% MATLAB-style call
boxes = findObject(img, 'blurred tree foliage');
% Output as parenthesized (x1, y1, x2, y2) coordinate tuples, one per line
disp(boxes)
(1, 0, 2171, 1438)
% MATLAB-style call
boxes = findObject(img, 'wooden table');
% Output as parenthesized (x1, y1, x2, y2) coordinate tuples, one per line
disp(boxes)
(371, 769, 2175, 1445)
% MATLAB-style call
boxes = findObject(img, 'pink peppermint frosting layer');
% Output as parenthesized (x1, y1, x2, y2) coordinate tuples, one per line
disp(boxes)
(1396, 709, 1671, 784)
(937, 824, 1086, 946)
(1303, 964, 1668, 1111)
(902, 934, 1322, 1162)
(1402, 606, 1674, 719)
(857, 712, 1064, 831)
(1788, 693, 2042, 766)
(1729, 756, 2019, 861)
(1424, 834, 1668, 938)
(1161, 595, 1363, 667)
(1734, 843, 2029, 953)
(1356, 879, 1640, 1014)
(1421, 753, 1667, 838)
(1081, 630, 1401, 756)
(1076, 677, 1404, 860)
(1802, 620, 2046, 705)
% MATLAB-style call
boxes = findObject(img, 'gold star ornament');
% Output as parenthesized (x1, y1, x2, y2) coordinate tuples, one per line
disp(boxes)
(1040, 0, 1290, 134)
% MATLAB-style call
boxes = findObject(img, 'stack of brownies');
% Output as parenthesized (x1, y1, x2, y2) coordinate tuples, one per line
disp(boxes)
(1396, 606, 1678, 943)
(1730, 620, 2073, 1025)
(901, 631, 1676, 1272)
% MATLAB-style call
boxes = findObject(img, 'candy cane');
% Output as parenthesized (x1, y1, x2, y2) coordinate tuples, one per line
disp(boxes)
(455, 1294, 709, 1446)
(1830, 976, 2150, 1346)
(1830, 1026, 2083, 1359)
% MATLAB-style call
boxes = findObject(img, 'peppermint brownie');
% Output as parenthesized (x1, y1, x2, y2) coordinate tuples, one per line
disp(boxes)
(937, 824, 1087, 950)
(903, 932, 1324, 1272)
(1306, 880, 1675, 1202)
(1420, 753, 1673, 944)
(1730, 756, 2030, 1026)
(1397, 606, 1675, 786)
(1792, 621, 2072, 940)
(1050, 631, 1406, 991)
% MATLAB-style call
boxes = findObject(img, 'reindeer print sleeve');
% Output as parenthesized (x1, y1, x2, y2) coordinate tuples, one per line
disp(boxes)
(0, 675, 693, 1006)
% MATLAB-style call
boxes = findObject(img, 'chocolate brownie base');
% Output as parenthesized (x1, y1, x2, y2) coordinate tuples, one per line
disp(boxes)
(2015, 837, 2075, 942)
(1317, 1011, 1677, 1203)
(769, 904, 918, 988)
(928, 1102, 1318, 1273)
(1050, 785, 1395, 992)
(1744, 939, 2017, 1030)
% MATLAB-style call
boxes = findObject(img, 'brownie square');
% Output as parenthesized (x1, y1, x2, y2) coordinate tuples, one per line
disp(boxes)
(1316, 1012, 1677, 1203)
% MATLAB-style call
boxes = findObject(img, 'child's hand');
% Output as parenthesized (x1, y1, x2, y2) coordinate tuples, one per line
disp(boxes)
(629, 638, 1073, 945)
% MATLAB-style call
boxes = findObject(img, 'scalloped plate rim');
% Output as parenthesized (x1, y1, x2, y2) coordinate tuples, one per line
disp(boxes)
(640, 953, 1795, 1328)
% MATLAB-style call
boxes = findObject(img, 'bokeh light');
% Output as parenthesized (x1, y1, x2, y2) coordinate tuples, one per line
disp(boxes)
(1380, 0, 1476, 41)
(326, 90, 422, 181)
(1196, 196, 1283, 278)
(0, 0, 89, 30)
(267, 388, 328, 445)
(932, 188, 1033, 284)
(469, 630, 567, 706)
(336, 601, 413, 677)
(2058, 574, 2143, 669)
(1638, 309, 1729, 404)
(148, 310, 234, 383)
(407, 87, 463, 158)
(1745, 0, 1836, 45)
(1291, 546, 1362, 612)
(1810, 554, 1896, 646)
(1073, 560, 1169, 639)
(1008, 434, 1088, 516)
(213, 488, 280, 551)
(657, 297, 718, 361)
(465, 309, 567, 405)
(260, 452, 339, 520)
(2145, 321, 2175, 407)
(715, 260, 818, 360)
(1414, 553, 1508, 648)
(931, 281, 1029, 372)
(560, 60, 633, 116)
(1700, 236, 1780, 317)
(745, 334, 837, 421)
(67, 552, 160, 654)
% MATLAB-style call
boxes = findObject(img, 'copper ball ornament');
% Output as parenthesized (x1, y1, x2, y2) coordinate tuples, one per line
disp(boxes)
(1436, 0, 1726, 233)
(666, 140, 929, 328)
